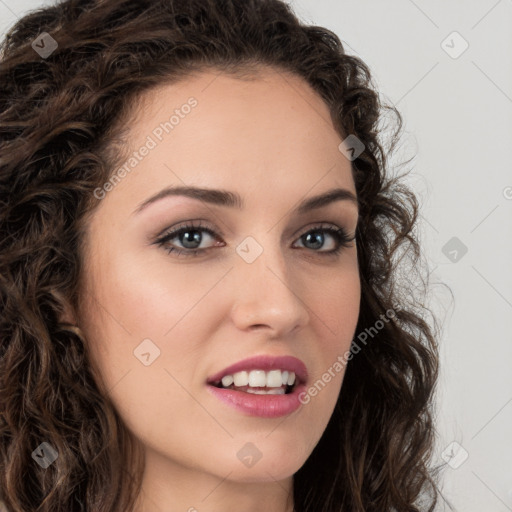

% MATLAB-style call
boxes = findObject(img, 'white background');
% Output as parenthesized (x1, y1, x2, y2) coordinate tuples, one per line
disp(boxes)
(1, 1, 511, 511)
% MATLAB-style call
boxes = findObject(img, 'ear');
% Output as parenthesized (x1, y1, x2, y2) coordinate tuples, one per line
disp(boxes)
(59, 301, 78, 326)
(50, 288, 78, 326)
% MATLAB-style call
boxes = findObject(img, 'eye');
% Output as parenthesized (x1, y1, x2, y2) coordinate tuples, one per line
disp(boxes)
(293, 224, 355, 255)
(154, 220, 355, 258)
(154, 220, 223, 257)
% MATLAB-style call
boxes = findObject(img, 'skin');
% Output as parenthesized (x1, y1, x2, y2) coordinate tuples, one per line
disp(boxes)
(74, 67, 361, 512)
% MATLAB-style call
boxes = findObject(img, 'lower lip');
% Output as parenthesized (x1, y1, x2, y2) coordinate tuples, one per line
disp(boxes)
(206, 383, 307, 418)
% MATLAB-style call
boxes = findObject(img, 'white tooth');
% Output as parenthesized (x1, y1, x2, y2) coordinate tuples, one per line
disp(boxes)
(281, 371, 289, 385)
(221, 374, 234, 387)
(233, 370, 249, 387)
(266, 370, 283, 387)
(248, 370, 266, 387)
(265, 387, 286, 395)
(287, 372, 296, 386)
(245, 388, 286, 395)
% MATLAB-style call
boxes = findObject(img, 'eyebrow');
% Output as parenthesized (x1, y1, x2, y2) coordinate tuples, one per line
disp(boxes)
(132, 185, 358, 216)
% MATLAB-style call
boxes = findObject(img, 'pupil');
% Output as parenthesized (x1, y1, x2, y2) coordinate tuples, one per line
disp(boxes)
(304, 231, 323, 249)
(181, 230, 201, 248)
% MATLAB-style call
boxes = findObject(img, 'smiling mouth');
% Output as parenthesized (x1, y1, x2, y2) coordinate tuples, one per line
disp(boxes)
(209, 369, 298, 395)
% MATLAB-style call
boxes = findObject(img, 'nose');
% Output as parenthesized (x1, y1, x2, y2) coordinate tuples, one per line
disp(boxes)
(229, 241, 310, 337)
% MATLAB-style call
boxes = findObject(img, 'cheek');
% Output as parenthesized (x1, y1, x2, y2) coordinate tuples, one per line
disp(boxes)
(311, 261, 361, 350)
(80, 247, 232, 403)
(87, 245, 227, 340)
(300, 264, 360, 416)
(298, 256, 359, 412)
(79, 255, 229, 462)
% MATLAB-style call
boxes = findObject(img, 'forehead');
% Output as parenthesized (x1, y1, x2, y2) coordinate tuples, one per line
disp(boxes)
(97, 67, 355, 218)
(128, 66, 342, 158)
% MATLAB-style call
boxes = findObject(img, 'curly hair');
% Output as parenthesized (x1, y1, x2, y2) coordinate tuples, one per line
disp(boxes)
(0, 0, 445, 510)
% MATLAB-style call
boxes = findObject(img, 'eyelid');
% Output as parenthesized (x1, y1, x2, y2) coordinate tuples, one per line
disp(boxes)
(154, 217, 354, 239)
(154, 219, 219, 238)
(154, 218, 355, 258)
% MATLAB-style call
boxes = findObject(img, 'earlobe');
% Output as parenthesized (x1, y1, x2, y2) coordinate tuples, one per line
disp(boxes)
(59, 303, 77, 326)
(50, 288, 78, 326)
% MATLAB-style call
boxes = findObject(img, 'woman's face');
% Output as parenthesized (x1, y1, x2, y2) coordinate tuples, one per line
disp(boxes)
(77, 68, 360, 489)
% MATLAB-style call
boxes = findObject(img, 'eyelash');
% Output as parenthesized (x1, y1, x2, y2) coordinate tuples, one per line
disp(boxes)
(154, 220, 356, 258)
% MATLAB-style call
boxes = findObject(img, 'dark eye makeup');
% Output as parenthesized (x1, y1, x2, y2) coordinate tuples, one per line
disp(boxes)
(153, 219, 356, 259)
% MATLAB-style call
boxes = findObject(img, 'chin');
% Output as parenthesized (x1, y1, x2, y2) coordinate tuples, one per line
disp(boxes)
(227, 459, 302, 483)
(218, 432, 313, 483)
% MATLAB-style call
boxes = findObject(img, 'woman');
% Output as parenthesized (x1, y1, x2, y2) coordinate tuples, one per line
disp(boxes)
(0, 0, 444, 510)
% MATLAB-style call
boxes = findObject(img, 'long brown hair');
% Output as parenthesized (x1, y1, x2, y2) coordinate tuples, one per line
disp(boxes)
(0, 0, 445, 510)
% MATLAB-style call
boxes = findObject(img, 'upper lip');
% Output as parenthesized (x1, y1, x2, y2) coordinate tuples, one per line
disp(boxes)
(206, 354, 308, 385)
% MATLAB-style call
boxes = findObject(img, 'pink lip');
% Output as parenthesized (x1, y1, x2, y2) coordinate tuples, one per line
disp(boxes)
(206, 381, 307, 418)
(205, 355, 308, 418)
(206, 355, 308, 385)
